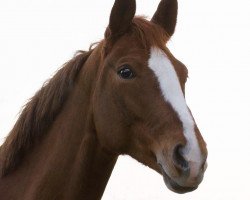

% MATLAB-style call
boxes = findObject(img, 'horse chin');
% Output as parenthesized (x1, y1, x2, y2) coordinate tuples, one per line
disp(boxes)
(161, 169, 198, 194)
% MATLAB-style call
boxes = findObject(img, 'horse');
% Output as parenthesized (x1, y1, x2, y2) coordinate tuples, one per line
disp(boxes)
(0, 0, 207, 199)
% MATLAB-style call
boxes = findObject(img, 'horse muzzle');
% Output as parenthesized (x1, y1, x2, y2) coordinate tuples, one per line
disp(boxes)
(156, 144, 207, 194)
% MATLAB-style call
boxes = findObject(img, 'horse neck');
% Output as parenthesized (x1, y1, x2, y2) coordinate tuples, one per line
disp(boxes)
(0, 46, 118, 200)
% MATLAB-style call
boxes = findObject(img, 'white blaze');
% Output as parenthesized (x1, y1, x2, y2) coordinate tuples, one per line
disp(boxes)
(148, 47, 202, 176)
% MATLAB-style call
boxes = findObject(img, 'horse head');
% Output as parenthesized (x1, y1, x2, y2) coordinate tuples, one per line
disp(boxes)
(93, 0, 207, 193)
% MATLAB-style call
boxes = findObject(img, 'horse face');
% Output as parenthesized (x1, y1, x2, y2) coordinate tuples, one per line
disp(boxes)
(93, 0, 207, 194)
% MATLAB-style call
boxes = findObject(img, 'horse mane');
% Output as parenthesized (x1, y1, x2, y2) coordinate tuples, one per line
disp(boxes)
(0, 49, 93, 176)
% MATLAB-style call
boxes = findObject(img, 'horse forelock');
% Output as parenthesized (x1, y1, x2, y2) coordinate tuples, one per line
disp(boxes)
(104, 16, 169, 56)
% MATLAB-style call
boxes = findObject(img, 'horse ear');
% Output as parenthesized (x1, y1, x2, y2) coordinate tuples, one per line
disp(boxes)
(107, 0, 136, 38)
(151, 0, 178, 37)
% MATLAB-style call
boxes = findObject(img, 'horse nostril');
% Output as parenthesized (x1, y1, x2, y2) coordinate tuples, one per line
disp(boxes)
(173, 145, 189, 173)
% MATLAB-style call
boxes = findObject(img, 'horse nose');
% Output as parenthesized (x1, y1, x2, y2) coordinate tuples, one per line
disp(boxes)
(172, 144, 207, 179)
(172, 145, 190, 175)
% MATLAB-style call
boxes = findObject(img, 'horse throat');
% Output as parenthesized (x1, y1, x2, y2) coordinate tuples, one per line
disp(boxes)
(64, 132, 118, 200)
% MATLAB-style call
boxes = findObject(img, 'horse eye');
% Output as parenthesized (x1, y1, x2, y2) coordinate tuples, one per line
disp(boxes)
(117, 66, 135, 79)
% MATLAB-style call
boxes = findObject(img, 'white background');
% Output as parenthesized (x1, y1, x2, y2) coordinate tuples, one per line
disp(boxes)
(1, 0, 250, 199)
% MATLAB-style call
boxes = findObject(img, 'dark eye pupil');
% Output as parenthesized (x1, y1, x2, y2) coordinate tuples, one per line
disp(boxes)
(118, 67, 134, 79)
